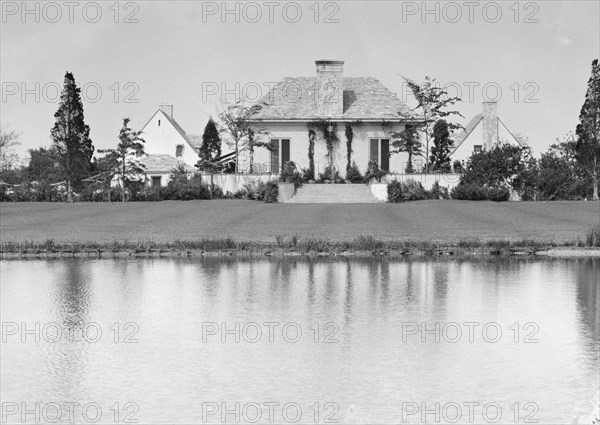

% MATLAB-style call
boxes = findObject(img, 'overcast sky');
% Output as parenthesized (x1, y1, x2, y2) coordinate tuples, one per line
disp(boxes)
(1, 0, 599, 158)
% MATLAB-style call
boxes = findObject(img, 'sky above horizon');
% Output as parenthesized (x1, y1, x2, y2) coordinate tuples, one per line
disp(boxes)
(1, 0, 599, 159)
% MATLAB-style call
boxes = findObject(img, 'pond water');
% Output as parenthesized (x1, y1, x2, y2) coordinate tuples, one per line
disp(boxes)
(1, 258, 598, 424)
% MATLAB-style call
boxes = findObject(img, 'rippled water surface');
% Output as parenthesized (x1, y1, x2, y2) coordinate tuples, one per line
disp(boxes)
(1, 258, 598, 424)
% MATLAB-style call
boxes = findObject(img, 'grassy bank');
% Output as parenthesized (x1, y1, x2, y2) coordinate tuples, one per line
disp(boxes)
(1, 234, 598, 258)
(1, 200, 599, 244)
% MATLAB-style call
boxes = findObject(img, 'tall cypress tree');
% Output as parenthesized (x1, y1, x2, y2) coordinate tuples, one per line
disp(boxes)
(430, 119, 454, 172)
(199, 117, 221, 162)
(50, 71, 94, 202)
(575, 59, 600, 200)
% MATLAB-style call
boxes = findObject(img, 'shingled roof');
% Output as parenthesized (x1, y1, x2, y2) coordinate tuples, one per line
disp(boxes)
(139, 154, 195, 173)
(250, 77, 420, 121)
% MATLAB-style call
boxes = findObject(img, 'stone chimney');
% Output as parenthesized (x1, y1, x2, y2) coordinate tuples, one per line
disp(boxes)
(315, 60, 344, 117)
(159, 104, 173, 119)
(482, 102, 498, 149)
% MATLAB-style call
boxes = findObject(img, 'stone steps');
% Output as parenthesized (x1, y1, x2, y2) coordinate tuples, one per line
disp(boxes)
(286, 184, 383, 203)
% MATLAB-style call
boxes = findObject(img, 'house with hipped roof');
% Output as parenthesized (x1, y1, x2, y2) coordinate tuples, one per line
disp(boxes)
(246, 60, 423, 178)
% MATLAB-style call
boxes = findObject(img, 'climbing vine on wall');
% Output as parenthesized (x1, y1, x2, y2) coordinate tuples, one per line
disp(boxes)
(308, 129, 316, 177)
(309, 119, 340, 179)
(344, 120, 363, 172)
(345, 123, 353, 172)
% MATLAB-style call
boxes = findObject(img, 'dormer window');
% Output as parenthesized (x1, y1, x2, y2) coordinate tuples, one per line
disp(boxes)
(176, 145, 184, 158)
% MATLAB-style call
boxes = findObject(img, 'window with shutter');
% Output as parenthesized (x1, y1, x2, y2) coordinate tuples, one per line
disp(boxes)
(370, 139, 379, 163)
(270, 139, 280, 174)
(281, 139, 290, 166)
(380, 139, 390, 171)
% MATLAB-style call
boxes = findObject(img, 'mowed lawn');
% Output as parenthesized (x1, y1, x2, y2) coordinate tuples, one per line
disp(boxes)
(0, 200, 598, 244)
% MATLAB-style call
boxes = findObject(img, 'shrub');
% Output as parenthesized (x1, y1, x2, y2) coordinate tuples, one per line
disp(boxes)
(387, 180, 428, 203)
(345, 161, 364, 183)
(365, 160, 387, 182)
(301, 167, 314, 182)
(280, 161, 303, 187)
(429, 181, 450, 200)
(450, 183, 509, 201)
(162, 178, 212, 200)
(451, 183, 488, 200)
(486, 187, 510, 202)
(263, 181, 278, 203)
(318, 164, 342, 182)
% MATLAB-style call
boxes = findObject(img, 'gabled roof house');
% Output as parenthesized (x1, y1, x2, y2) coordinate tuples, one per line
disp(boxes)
(139, 104, 201, 187)
(451, 102, 529, 164)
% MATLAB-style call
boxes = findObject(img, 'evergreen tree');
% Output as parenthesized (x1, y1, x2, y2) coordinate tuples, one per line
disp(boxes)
(430, 119, 454, 172)
(50, 71, 94, 202)
(99, 118, 145, 202)
(199, 117, 221, 162)
(575, 59, 600, 200)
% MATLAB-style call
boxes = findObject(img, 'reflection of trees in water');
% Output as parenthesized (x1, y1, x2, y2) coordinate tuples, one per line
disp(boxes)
(575, 259, 600, 355)
(54, 259, 93, 325)
(47, 259, 94, 403)
(343, 261, 354, 323)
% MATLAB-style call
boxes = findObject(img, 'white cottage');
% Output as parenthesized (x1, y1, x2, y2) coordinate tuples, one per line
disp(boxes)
(451, 102, 529, 165)
(138, 104, 201, 186)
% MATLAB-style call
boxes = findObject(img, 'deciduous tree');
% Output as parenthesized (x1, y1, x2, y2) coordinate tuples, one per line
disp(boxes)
(99, 118, 145, 202)
(403, 76, 463, 170)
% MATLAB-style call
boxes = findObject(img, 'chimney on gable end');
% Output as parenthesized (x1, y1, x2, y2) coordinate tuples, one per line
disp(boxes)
(482, 102, 498, 149)
(159, 104, 174, 120)
(315, 60, 344, 117)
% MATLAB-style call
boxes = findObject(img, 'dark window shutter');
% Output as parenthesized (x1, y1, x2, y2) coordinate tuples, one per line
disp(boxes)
(380, 139, 390, 171)
(271, 139, 280, 174)
(281, 139, 290, 166)
(369, 139, 379, 163)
